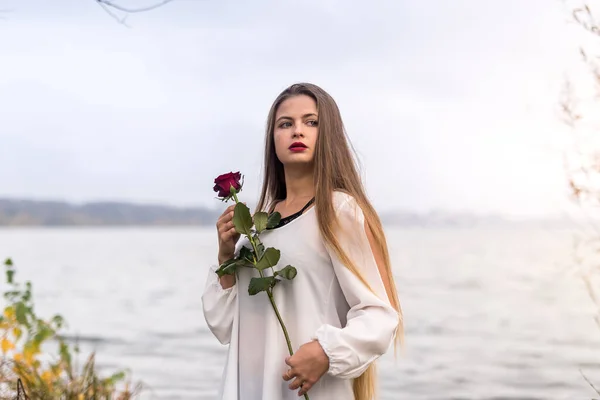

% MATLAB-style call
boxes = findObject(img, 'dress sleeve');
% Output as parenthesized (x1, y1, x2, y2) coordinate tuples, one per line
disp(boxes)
(312, 193, 400, 379)
(201, 264, 238, 345)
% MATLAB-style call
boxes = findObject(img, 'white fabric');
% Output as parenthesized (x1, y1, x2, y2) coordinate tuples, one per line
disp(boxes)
(201, 191, 399, 400)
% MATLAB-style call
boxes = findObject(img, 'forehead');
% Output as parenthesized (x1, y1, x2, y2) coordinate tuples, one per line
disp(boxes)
(276, 95, 317, 117)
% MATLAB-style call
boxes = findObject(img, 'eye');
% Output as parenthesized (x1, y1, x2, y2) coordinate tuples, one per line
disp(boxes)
(306, 120, 318, 127)
(278, 121, 292, 128)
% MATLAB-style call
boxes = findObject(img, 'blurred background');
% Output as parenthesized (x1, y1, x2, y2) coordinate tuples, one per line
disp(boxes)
(2, 0, 600, 399)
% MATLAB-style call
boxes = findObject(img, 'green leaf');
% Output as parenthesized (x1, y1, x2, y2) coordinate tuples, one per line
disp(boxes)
(59, 341, 72, 370)
(276, 265, 297, 280)
(257, 244, 265, 259)
(15, 302, 27, 326)
(108, 370, 127, 385)
(216, 258, 238, 277)
(4, 258, 12, 266)
(248, 276, 277, 295)
(239, 246, 254, 263)
(216, 257, 253, 277)
(233, 202, 253, 236)
(52, 315, 64, 330)
(254, 212, 268, 233)
(252, 235, 265, 259)
(267, 212, 282, 229)
(256, 243, 265, 260)
(33, 325, 54, 345)
(6, 269, 14, 284)
(255, 248, 280, 271)
(4, 290, 20, 300)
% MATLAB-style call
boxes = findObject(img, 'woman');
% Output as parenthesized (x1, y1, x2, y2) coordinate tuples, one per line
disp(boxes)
(202, 83, 403, 400)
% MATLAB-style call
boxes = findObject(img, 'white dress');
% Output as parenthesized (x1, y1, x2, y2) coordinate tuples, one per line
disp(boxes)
(201, 192, 399, 400)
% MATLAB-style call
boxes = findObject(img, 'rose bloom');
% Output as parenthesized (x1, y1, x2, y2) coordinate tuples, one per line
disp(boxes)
(213, 171, 242, 198)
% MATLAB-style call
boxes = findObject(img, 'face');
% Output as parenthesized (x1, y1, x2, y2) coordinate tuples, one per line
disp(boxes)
(273, 94, 319, 168)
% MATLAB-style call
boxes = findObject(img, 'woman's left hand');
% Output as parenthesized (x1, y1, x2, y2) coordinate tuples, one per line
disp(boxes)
(282, 340, 329, 396)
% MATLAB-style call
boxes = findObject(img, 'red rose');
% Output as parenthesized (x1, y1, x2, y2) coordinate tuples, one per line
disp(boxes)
(213, 171, 243, 198)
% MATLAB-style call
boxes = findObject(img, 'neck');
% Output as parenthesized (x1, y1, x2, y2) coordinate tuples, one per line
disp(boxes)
(283, 165, 315, 204)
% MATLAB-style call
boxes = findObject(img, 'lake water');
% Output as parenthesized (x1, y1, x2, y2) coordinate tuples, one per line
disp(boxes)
(1, 227, 600, 400)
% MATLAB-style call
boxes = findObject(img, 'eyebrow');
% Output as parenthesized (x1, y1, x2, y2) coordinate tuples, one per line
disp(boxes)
(276, 113, 318, 123)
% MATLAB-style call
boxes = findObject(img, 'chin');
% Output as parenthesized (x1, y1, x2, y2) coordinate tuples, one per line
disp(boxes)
(281, 158, 314, 167)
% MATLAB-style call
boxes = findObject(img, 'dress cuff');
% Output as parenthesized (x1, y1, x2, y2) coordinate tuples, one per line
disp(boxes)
(312, 325, 357, 378)
(208, 265, 236, 294)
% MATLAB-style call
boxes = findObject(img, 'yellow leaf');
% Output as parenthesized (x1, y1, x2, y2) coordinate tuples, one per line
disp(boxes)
(12, 326, 21, 340)
(51, 364, 62, 376)
(14, 353, 23, 363)
(41, 370, 52, 383)
(78, 394, 84, 400)
(3, 307, 14, 321)
(23, 347, 35, 365)
(1, 337, 14, 353)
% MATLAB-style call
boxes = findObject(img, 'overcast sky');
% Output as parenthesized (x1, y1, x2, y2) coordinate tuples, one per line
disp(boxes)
(0, 0, 589, 216)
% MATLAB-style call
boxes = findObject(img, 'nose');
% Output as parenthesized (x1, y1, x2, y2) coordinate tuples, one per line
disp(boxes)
(293, 122, 304, 138)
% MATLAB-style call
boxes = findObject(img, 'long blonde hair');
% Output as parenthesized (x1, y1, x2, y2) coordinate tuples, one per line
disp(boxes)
(256, 83, 404, 400)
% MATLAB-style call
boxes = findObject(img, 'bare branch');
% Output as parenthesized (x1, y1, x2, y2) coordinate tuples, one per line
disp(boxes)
(581, 368, 600, 396)
(97, 1, 130, 27)
(573, 4, 600, 37)
(94, 0, 174, 26)
(559, 79, 581, 128)
(561, 4, 600, 374)
(95, 0, 174, 13)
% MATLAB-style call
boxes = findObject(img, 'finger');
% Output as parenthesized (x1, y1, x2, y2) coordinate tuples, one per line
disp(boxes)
(223, 209, 235, 222)
(217, 223, 229, 237)
(216, 213, 228, 226)
(298, 383, 312, 397)
(288, 377, 304, 390)
(285, 356, 293, 367)
(282, 368, 295, 381)
(217, 220, 233, 234)
(219, 207, 235, 222)
(225, 228, 237, 241)
(218, 212, 233, 225)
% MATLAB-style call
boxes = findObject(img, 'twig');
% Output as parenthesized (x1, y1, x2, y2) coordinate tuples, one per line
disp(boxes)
(573, 4, 600, 37)
(581, 368, 600, 396)
(95, 0, 174, 13)
(97, 1, 130, 27)
(95, 0, 174, 26)
(16, 378, 30, 400)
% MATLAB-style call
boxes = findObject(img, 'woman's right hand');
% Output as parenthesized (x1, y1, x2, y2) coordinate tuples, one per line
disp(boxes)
(216, 204, 241, 265)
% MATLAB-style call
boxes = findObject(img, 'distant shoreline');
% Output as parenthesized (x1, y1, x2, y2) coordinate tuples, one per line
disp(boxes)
(0, 198, 574, 228)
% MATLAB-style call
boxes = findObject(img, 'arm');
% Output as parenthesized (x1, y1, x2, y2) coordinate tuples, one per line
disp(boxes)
(201, 264, 238, 345)
(313, 194, 400, 379)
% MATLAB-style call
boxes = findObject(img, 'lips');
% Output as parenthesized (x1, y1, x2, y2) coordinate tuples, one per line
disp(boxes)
(289, 142, 307, 150)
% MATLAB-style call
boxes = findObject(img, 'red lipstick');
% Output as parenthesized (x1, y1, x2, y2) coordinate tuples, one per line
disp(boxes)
(289, 142, 308, 152)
